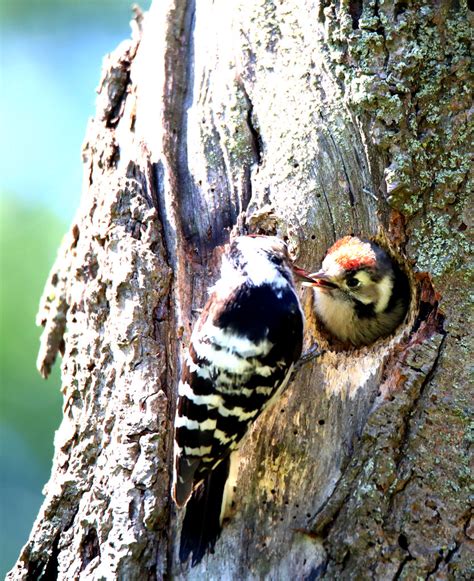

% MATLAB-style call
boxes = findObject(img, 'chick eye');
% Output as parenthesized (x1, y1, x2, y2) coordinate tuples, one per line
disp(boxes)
(346, 276, 361, 289)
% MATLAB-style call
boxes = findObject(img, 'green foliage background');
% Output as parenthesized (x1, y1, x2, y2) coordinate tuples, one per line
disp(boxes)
(0, 197, 64, 573)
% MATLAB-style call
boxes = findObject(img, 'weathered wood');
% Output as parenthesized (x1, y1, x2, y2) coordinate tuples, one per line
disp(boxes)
(9, 1, 472, 579)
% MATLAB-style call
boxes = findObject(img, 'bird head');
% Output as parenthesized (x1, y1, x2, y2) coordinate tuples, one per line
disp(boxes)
(227, 235, 314, 287)
(308, 237, 395, 312)
(304, 236, 409, 346)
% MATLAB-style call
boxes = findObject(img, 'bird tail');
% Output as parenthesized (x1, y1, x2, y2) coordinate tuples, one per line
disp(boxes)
(179, 455, 231, 567)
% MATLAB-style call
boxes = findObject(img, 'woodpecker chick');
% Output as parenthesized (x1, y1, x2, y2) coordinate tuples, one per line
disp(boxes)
(307, 236, 409, 347)
(173, 235, 313, 566)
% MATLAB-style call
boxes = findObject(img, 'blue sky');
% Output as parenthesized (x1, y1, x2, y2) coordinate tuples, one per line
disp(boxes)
(0, 2, 138, 220)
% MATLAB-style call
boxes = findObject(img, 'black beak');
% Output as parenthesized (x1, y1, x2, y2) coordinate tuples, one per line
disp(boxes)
(292, 265, 318, 284)
(302, 270, 338, 289)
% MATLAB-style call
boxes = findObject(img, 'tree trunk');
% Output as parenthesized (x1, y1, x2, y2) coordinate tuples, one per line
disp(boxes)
(9, 1, 472, 579)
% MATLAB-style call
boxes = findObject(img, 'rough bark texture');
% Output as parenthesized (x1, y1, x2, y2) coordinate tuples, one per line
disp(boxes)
(9, 1, 472, 579)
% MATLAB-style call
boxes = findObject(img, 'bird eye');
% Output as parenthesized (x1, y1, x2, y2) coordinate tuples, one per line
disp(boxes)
(270, 254, 283, 266)
(346, 276, 361, 289)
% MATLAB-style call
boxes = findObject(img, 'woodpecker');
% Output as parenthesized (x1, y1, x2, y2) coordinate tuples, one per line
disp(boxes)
(307, 236, 410, 346)
(172, 235, 313, 566)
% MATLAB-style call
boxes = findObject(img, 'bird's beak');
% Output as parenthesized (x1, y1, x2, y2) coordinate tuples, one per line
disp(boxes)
(292, 265, 318, 284)
(301, 270, 338, 289)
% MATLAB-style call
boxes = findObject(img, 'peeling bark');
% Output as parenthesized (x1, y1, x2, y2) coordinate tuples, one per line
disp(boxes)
(9, 1, 472, 580)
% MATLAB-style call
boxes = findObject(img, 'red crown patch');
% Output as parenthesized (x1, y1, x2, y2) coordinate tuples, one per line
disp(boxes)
(327, 236, 376, 271)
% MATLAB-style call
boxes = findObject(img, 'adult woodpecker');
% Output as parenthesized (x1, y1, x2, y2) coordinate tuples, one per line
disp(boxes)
(307, 236, 410, 346)
(172, 235, 313, 566)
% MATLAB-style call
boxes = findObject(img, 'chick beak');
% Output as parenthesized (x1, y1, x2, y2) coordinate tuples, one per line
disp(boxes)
(302, 270, 338, 289)
(292, 265, 318, 284)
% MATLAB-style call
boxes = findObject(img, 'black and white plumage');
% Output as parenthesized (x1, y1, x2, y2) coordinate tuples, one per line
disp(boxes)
(173, 235, 310, 566)
(307, 236, 410, 346)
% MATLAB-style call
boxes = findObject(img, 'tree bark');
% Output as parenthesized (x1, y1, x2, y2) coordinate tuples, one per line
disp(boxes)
(9, 1, 472, 579)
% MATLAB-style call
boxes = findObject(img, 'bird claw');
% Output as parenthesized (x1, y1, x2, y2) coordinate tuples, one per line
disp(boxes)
(292, 344, 324, 376)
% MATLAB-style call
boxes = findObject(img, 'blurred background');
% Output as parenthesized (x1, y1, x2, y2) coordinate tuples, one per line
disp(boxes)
(0, 0, 148, 574)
